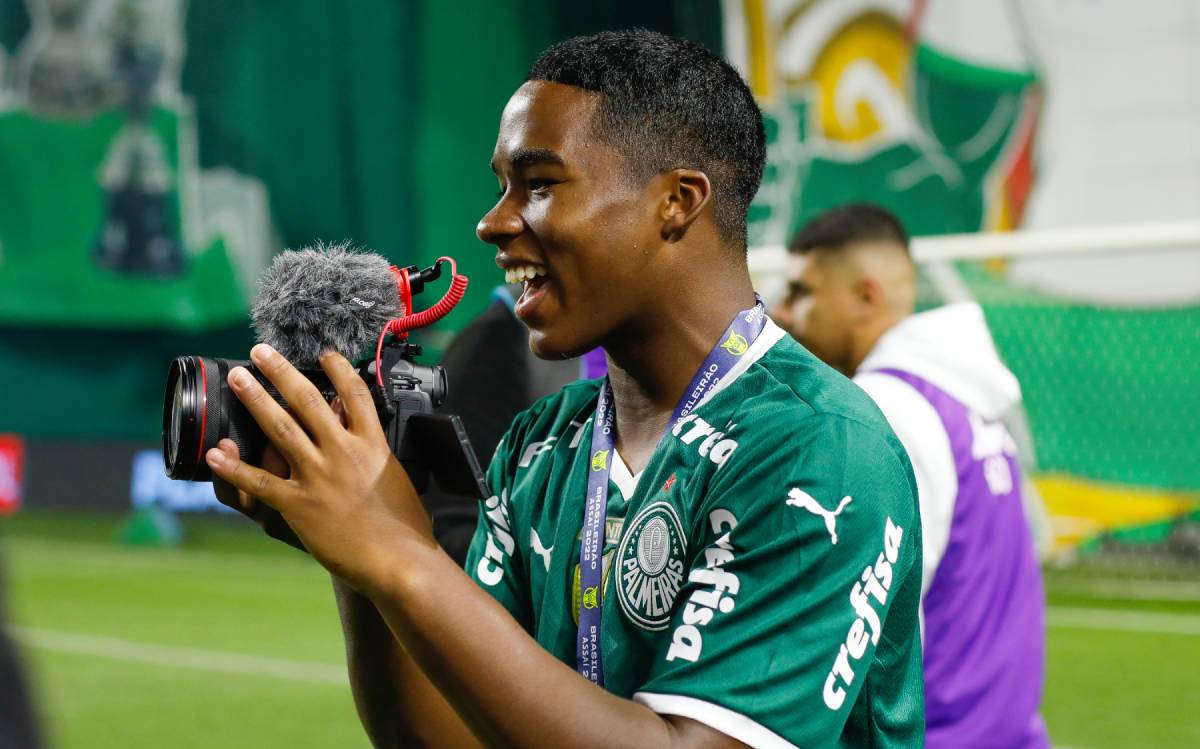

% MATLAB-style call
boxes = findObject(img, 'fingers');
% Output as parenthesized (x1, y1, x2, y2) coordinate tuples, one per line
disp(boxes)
(320, 350, 384, 437)
(260, 442, 292, 479)
(214, 439, 288, 509)
(212, 474, 243, 511)
(205, 443, 297, 511)
(247, 343, 345, 446)
(226, 346, 322, 465)
(211, 440, 250, 510)
(330, 397, 350, 428)
(212, 441, 306, 551)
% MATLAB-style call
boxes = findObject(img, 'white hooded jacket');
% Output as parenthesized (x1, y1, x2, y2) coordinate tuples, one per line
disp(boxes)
(854, 302, 1023, 600)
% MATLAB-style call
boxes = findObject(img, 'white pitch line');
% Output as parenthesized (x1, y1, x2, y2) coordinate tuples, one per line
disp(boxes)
(9, 605, 1196, 694)
(9, 626, 348, 686)
(1047, 576, 1200, 602)
(1046, 606, 1200, 636)
(8, 537, 317, 573)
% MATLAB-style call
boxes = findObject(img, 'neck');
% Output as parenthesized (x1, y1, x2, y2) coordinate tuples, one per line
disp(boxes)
(603, 261, 757, 472)
(848, 311, 906, 375)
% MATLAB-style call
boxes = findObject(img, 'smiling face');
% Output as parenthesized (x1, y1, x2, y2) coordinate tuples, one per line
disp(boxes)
(478, 81, 665, 359)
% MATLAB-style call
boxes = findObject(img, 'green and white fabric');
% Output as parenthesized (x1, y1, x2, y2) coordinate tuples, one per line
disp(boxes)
(466, 321, 925, 748)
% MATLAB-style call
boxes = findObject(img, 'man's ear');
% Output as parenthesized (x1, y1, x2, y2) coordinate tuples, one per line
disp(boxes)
(659, 169, 712, 242)
(851, 276, 885, 319)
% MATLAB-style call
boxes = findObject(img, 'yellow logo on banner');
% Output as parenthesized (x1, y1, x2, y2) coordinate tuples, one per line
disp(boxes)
(720, 332, 749, 356)
(591, 449, 609, 472)
(582, 586, 599, 610)
(806, 13, 909, 144)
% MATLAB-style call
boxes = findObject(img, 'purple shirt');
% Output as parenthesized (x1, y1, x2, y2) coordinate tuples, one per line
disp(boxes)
(878, 369, 1050, 749)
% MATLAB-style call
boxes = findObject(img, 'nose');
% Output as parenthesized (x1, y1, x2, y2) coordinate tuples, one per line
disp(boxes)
(476, 196, 524, 246)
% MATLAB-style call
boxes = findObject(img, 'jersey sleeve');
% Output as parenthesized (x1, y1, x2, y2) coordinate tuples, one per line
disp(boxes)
(463, 412, 536, 633)
(633, 414, 924, 749)
(855, 371, 957, 601)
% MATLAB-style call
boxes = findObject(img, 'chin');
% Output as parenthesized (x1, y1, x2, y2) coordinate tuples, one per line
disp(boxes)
(526, 326, 595, 362)
(525, 327, 562, 360)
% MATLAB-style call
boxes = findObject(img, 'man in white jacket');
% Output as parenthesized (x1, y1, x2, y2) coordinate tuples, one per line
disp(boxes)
(773, 203, 1050, 749)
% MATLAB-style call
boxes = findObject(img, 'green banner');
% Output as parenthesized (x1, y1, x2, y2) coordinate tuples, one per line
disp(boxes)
(735, 3, 1041, 245)
(0, 0, 722, 440)
(0, 106, 244, 329)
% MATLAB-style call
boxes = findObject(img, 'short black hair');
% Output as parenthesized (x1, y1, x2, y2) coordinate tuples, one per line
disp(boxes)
(789, 203, 910, 255)
(527, 29, 766, 249)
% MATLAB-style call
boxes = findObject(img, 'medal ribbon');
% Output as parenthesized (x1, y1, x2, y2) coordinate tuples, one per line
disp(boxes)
(576, 299, 767, 686)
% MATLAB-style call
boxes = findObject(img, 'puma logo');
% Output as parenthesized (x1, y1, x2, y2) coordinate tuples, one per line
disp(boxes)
(786, 489, 853, 544)
(531, 529, 553, 572)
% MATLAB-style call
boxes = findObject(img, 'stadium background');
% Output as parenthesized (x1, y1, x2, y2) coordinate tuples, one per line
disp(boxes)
(0, 1, 1196, 747)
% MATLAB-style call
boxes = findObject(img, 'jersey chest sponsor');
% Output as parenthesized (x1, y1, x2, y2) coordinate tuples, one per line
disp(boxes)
(475, 489, 515, 587)
(822, 517, 905, 710)
(670, 414, 738, 468)
(666, 508, 742, 662)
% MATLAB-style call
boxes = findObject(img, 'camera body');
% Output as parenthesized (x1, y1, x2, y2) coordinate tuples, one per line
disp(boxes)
(163, 341, 487, 499)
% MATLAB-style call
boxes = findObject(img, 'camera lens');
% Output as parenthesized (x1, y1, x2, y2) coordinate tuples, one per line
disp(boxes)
(163, 356, 215, 480)
(163, 353, 393, 483)
(164, 357, 353, 482)
(167, 376, 184, 466)
(163, 356, 266, 481)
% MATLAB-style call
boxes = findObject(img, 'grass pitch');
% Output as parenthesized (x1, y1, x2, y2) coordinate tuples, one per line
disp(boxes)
(3, 512, 369, 749)
(2, 511, 1198, 749)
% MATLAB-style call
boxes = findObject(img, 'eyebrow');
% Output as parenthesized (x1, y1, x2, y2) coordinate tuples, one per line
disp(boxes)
(491, 147, 566, 174)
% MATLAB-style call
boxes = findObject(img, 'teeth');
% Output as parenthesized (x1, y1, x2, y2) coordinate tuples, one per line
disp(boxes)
(504, 264, 548, 284)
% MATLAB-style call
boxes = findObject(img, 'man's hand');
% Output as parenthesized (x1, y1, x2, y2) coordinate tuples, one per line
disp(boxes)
(204, 343, 435, 594)
(212, 441, 306, 551)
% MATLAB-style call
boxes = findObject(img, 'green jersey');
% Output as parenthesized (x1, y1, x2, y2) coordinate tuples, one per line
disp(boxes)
(465, 322, 925, 748)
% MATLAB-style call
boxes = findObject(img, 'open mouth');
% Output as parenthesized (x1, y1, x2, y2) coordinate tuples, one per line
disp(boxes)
(504, 264, 547, 285)
(505, 264, 551, 318)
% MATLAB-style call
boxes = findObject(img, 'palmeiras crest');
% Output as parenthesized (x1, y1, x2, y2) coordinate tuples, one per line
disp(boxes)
(615, 501, 688, 631)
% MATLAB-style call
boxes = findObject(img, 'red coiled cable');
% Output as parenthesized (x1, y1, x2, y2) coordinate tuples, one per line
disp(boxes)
(375, 256, 468, 386)
(391, 264, 414, 324)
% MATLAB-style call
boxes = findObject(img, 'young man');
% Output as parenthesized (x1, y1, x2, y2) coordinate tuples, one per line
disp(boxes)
(208, 32, 924, 748)
(773, 204, 1049, 749)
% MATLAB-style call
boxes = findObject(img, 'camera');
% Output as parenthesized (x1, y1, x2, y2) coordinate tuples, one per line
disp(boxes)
(163, 338, 488, 499)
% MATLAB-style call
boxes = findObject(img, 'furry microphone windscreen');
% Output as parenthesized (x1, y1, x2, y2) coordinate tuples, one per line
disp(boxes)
(251, 241, 402, 368)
